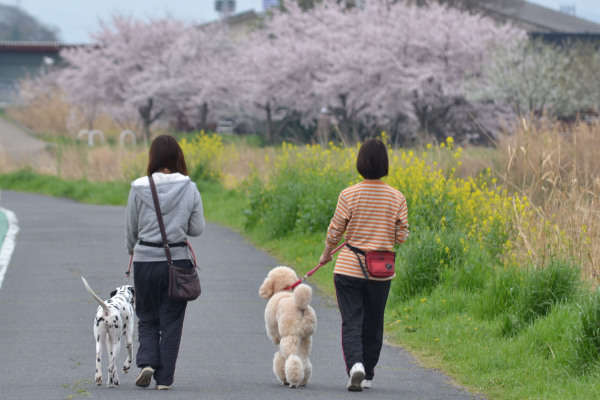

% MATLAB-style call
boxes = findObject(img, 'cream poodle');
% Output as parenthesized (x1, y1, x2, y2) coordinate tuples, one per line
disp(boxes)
(259, 266, 317, 388)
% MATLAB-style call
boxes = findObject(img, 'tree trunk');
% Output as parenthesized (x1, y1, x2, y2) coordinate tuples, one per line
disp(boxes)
(334, 94, 353, 145)
(334, 93, 366, 145)
(138, 98, 153, 144)
(273, 111, 298, 141)
(80, 103, 97, 131)
(265, 101, 274, 144)
(198, 102, 208, 131)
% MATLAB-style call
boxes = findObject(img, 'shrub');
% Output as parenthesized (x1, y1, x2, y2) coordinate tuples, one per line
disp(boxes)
(392, 228, 472, 301)
(244, 137, 530, 250)
(441, 241, 494, 292)
(392, 229, 443, 301)
(386, 138, 529, 260)
(243, 142, 355, 237)
(473, 266, 522, 320)
(179, 131, 230, 183)
(501, 259, 580, 336)
(573, 291, 600, 374)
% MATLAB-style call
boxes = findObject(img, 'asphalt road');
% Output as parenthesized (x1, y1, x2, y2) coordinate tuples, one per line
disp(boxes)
(0, 116, 49, 165)
(0, 190, 481, 400)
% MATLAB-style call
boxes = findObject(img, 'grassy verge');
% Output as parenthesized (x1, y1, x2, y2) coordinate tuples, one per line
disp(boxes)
(0, 170, 131, 205)
(0, 172, 246, 229)
(3, 170, 600, 400)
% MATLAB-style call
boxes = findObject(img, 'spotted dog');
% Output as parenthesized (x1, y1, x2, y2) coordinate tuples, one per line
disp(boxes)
(81, 277, 135, 388)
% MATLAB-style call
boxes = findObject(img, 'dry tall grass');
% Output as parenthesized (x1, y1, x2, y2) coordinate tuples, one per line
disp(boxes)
(6, 91, 71, 136)
(7, 88, 135, 140)
(0, 142, 147, 182)
(497, 119, 600, 283)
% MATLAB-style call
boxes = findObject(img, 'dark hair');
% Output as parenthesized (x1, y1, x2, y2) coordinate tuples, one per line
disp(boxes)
(356, 139, 389, 179)
(147, 135, 189, 176)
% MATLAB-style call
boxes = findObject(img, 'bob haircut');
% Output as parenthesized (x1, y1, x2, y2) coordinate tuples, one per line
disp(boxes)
(356, 139, 389, 180)
(147, 135, 189, 176)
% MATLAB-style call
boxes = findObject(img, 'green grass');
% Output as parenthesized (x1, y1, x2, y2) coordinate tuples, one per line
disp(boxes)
(0, 170, 131, 205)
(198, 181, 247, 230)
(3, 171, 600, 399)
(0, 171, 248, 224)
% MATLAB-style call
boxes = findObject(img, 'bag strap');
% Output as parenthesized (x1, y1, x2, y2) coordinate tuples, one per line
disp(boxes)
(345, 243, 369, 280)
(149, 175, 173, 266)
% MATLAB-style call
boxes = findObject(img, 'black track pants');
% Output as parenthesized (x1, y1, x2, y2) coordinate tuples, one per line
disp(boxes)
(134, 260, 191, 386)
(334, 273, 391, 380)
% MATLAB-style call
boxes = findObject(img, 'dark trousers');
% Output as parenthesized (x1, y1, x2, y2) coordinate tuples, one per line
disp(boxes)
(334, 273, 391, 380)
(134, 260, 191, 386)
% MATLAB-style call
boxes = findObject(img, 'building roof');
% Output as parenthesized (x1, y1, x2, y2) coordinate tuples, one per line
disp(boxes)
(214, 1, 600, 38)
(225, 10, 259, 25)
(0, 41, 85, 52)
(487, 1, 600, 33)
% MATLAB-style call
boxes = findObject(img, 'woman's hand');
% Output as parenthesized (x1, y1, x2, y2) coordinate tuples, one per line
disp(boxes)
(319, 245, 335, 265)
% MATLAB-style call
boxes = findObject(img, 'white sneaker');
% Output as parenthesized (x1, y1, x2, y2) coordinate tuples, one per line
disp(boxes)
(135, 366, 154, 388)
(347, 363, 365, 391)
(362, 379, 372, 389)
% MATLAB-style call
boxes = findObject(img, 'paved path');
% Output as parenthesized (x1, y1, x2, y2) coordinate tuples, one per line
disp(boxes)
(0, 115, 50, 165)
(0, 191, 481, 400)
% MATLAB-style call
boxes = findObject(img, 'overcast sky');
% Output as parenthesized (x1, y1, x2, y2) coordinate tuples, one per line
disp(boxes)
(7, 0, 600, 43)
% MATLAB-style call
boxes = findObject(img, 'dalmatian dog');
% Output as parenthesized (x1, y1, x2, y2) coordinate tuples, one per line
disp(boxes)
(81, 277, 135, 388)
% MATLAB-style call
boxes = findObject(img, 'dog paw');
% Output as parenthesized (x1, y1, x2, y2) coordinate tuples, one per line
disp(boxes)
(95, 376, 102, 386)
(123, 365, 130, 374)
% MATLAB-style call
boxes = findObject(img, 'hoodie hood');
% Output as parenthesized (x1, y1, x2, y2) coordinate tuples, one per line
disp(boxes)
(131, 172, 191, 214)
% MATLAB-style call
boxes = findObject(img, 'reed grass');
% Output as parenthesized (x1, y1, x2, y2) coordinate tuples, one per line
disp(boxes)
(497, 119, 600, 283)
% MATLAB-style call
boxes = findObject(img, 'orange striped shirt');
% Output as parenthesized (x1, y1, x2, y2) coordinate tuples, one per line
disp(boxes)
(326, 179, 409, 280)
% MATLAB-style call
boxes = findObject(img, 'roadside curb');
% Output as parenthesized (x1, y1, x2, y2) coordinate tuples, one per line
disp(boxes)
(0, 207, 19, 290)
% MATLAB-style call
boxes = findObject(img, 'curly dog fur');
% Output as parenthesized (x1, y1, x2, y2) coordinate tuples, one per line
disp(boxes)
(259, 266, 317, 388)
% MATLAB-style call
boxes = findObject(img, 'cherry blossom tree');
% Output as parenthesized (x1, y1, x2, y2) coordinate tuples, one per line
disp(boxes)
(158, 24, 237, 131)
(235, 2, 328, 143)
(58, 46, 108, 130)
(470, 38, 600, 120)
(243, 0, 523, 144)
(51, 0, 526, 145)
(59, 15, 190, 142)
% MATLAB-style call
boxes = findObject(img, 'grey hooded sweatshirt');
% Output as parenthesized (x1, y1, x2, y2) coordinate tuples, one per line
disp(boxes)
(125, 172, 205, 262)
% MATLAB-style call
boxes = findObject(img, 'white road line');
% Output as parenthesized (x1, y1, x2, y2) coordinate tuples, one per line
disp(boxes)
(0, 208, 19, 290)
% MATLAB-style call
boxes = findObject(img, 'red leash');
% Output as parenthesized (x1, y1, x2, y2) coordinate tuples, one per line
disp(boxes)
(285, 242, 346, 291)
(125, 254, 133, 281)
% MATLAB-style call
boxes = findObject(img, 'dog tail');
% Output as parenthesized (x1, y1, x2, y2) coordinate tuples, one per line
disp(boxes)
(81, 276, 110, 316)
(293, 283, 313, 310)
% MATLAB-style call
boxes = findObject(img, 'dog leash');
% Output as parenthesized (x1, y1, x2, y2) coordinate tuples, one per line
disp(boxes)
(125, 254, 133, 283)
(285, 242, 346, 291)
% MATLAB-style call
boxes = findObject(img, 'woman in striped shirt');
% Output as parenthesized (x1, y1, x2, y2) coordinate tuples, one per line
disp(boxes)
(319, 139, 409, 391)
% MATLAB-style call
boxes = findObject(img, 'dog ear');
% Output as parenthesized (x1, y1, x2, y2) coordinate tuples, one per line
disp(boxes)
(110, 289, 117, 298)
(259, 277, 273, 299)
(129, 287, 135, 297)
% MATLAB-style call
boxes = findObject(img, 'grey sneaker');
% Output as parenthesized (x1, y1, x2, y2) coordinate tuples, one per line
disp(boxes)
(156, 385, 171, 390)
(347, 363, 365, 391)
(135, 366, 154, 388)
(362, 379, 372, 389)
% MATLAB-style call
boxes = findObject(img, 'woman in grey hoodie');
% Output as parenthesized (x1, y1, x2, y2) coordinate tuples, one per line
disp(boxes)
(125, 135, 205, 390)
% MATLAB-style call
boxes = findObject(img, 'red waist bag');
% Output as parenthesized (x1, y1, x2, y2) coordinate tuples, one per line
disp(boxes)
(365, 251, 396, 278)
(346, 243, 396, 279)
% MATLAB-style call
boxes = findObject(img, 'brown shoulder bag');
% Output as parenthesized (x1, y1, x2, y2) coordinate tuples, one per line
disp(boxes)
(149, 175, 201, 302)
